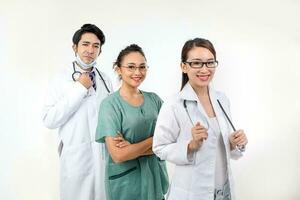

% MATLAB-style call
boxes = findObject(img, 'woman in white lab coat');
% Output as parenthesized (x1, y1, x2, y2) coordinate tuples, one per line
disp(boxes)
(43, 24, 113, 200)
(153, 38, 248, 200)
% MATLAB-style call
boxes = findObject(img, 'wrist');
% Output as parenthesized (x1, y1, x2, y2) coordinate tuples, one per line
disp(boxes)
(230, 143, 235, 151)
(188, 140, 196, 153)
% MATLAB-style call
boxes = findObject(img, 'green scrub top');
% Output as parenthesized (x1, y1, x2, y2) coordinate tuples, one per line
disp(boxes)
(96, 90, 169, 200)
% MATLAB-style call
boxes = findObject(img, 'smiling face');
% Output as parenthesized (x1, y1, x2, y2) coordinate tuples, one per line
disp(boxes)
(116, 52, 147, 89)
(181, 47, 216, 90)
(72, 32, 101, 64)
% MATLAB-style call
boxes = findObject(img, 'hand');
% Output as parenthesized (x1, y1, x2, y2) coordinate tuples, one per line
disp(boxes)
(113, 133, 131, 148)
(78, 72, 93, 89)
(188, 122, 208, 153)
(229, 129, 248, 150)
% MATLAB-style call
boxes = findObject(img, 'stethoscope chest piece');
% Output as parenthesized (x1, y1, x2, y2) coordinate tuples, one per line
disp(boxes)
(71, 61, 111, 93)
(72, 71, 82, 81)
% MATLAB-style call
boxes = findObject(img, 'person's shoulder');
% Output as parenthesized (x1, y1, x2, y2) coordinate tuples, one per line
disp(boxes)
(48, 64, 73, 85)
(98, 92, 123, 117)
(161, 93, 181, 108)
(143, 91, 160, 99)
(142, 91, 165, 105)
(102, 91, 119, 103)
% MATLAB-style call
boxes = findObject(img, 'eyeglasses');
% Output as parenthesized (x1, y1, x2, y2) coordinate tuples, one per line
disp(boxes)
(121, 65, 149, 72)
(184, 60, 218, 69)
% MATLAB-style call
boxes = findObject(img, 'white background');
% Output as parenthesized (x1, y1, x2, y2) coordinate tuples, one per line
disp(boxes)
(1, 0, 300, 199)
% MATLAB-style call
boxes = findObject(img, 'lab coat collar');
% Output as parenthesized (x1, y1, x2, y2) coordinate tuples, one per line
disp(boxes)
(179, 82, 212, 120)
(179, 82, 224, 123)
(179, 82, 199, 102)
(179, 82, 220, 102)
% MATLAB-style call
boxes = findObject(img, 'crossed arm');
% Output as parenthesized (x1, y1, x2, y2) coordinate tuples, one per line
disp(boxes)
(105, 135, 153, 164)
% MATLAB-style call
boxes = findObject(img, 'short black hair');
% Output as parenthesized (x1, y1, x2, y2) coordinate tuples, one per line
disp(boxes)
(72, 24, 105, 46)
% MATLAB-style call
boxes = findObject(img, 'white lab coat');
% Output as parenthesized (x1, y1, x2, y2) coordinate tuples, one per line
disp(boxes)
(153, 83, 243, 200)
(43, 63, 112, 200)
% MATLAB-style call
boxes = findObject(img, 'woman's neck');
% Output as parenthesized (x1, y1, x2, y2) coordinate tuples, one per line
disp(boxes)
(190, 83, 209, 98)
(197, 87, 208, 97)
(191, 83, 215, 117)
(119, 83, 144, 107)
(119, 84, 140, 97)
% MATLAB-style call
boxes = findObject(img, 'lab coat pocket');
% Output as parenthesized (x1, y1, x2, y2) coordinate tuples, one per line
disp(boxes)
(60, 141, 93, 178)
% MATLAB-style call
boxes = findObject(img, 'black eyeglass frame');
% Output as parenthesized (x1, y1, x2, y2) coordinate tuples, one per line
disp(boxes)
(183, 60, 219, 69)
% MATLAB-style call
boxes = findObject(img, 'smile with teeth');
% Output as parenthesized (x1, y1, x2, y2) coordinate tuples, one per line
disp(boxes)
(132, 77, 142, 81)
(197, 74, 210, 81)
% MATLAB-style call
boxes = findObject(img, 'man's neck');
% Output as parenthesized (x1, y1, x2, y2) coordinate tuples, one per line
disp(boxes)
(75, 61, 93, 72)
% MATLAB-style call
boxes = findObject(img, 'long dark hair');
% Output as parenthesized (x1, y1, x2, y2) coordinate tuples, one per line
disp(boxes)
(180, 38, 216, 90)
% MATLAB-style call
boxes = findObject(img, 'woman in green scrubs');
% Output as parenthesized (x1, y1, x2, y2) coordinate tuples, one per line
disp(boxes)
(96, 44, 169, 200)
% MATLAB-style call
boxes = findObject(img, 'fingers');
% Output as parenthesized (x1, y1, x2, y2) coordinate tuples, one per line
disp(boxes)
(194, 121, 204, 128)
(230, 129, 248, 146)
(192, 122, 207, 136)
(237, 137, 248, 146)
(79, 72, 91, 79)
(192, 128, 208, 141)
(113, 133, 131, 148)
(194, 133, 208, 141)
(113, 136, 124, 142)
(78, 72, 93, 89)
(115, 141, 130, 148)
(188, 122, 209, 152)
(195, 122, 201, 126)
(192, 122, 206, 133)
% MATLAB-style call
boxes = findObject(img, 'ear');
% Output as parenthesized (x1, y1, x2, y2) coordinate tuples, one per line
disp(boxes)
(115, 66, 122, 76)
(181, 62, 188, 73)
(72, 44, 77, 54)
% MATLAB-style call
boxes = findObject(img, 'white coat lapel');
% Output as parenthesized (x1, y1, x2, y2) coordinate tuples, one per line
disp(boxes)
(209, 87, 231, 147)
(179, 83, 210, 127)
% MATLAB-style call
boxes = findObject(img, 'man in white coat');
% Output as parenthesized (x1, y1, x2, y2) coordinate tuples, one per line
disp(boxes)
(43, 24, 112, 200)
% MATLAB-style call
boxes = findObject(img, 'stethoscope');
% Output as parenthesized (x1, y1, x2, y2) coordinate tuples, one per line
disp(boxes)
(71, 61, 110, 93)
(183, 99, 209, 129)
(183, 99, 245, 152)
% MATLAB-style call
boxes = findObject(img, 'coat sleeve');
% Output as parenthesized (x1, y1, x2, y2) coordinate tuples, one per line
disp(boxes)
(230, 148, 243, 160)
(42, 76, 88, 129)
(153, 102, 196, 165)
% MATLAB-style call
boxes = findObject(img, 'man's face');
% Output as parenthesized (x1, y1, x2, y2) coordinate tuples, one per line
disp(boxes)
(73, 32, 101, 64)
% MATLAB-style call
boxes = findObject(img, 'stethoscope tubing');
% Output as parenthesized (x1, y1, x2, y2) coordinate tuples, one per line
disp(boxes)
(72, 61, 110, 93)
(183, 99, 245, 152)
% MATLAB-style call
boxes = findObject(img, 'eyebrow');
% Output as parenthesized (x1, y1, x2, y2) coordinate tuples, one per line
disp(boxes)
(190, 58, 215, 61)
(126, 62, 146, 65)
(81, 41, 101, 45)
